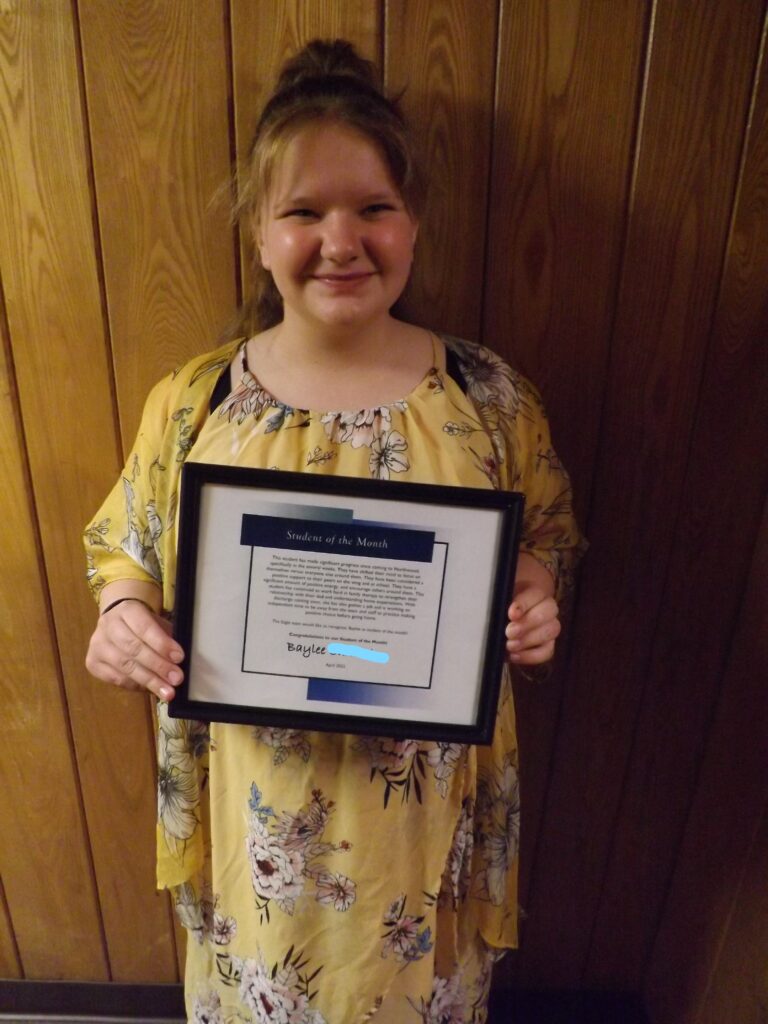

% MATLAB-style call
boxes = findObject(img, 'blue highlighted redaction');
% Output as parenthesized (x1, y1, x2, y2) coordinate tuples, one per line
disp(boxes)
(327, 643, 389, 664)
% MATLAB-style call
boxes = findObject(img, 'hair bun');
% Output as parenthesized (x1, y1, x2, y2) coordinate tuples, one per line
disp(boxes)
(275, 39, 379, 94)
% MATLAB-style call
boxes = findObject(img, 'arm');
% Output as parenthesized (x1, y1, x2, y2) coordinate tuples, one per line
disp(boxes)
(506, 551, 560, 665)
(85, 579, 185, 701)
(83, 372, 191, 701)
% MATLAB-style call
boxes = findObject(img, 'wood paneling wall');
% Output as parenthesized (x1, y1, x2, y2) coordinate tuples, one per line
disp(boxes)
(0, 2, 766, 1020)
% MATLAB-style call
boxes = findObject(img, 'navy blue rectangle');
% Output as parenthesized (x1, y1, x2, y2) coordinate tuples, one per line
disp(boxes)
(240, 515, 434, 562)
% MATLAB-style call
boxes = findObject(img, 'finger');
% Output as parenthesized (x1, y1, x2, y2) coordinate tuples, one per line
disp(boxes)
(508, 585, 552, 621)
(87, 651, 174, 700)
(506, 616, 561, 654)
(89, 614, 185, 699)
(506, 596, 559, 638)
(116, 603, 184, 663)
(508, 639, 556, 666)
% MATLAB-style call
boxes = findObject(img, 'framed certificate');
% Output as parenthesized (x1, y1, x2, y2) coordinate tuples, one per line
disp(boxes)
(169, 462, 523, 744)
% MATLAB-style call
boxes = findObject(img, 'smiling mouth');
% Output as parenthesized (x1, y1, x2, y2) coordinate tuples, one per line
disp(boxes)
(312, 272, 374, 284)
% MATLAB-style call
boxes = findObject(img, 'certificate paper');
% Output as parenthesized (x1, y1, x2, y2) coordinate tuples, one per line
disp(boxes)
(170, 464, 523, 744)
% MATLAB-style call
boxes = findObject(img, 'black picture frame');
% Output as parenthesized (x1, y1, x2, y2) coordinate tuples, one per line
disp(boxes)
(169, 462, 523, 744)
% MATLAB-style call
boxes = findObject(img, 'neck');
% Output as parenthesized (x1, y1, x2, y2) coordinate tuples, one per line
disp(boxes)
(272, 311, 401, 367)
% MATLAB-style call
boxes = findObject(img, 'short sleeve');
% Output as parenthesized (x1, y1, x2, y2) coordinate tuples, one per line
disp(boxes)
(83, 374, 174, 602)
(497, 376, 587, 602)
(440, 334, 586, 603)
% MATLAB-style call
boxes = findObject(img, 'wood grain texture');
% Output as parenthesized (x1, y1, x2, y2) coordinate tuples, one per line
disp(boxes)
(516, 0, 766, 988)
(696, 799, 768, 1024)
(0, 314, 107, 978)
(0, 875, 22, 979)
(0, 0, 176, 983)
(484, 0, 647, 514)
(385, 0, 497, 341)
(79, 0, 238, 449)
(483, 2, 647, 953)
(230, 0, 380, 298)
(643, 498, 768, 1024)
(587, 10, 768, 989)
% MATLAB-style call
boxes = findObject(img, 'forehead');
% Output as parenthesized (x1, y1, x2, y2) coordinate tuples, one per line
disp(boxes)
(267, 121, 399, 202)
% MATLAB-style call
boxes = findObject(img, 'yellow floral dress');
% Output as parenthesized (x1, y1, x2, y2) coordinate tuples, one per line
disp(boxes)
(84, 333, 584, 1024)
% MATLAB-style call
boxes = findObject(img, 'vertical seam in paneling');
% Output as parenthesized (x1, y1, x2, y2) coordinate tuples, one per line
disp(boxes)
(0, 294, 25, 966)
(574, 0, 661, 983)
(379, 0, 387, 85)
(691, 753, 768, 1021)
(223, 0, 242, 313)
(639, 11, 768, 1011)
(0, 873, 23, 978)
(70, 0, 125, 465)
(581, 0, 657, 536)
(478, 0, 503, 346)
(0, 251, 112, 981)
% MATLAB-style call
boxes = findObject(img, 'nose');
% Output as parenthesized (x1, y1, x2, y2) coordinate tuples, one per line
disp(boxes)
(320, 211, 360, 263)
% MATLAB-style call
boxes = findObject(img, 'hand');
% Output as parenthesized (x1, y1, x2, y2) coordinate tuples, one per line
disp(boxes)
(505, 553, 561, 666)
(86, 597, 185, 701)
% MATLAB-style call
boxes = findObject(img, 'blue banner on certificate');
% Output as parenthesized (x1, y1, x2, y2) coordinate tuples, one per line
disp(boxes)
(170, 464, 523, 744)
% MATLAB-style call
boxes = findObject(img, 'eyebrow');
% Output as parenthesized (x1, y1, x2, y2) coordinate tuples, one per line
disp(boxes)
(275, 190, 400, 208)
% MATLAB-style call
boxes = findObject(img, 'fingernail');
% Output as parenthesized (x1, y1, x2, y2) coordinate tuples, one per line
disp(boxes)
(170, 650, 183, 663)
(507, 640, 520, 651)
(159, 687, 174, 701)
(168, 670, 181, 685)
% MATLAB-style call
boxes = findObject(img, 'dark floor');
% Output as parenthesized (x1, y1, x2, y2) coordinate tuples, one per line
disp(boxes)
(0, 980, 649, 1023)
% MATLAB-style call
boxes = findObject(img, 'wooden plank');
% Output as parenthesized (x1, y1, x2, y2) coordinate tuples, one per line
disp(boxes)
(0, 875, 22, 979)
(79, 0, 237, 448)
(643, 499, 768, 1024)
(385, 0, 498, 341)
(482, 0, 647, 973)
(483, 0, 647, 516)
(516, 0, 766, 988)
(0, 1, 176, 982)
(588, 10, 768, 988)
(0, 314, 107, 979)
(696, 799, 768, 1024)
(230, 0, 380, 300)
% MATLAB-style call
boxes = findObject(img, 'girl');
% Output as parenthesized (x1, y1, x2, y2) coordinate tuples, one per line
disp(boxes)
(85, 39, 583, 1024)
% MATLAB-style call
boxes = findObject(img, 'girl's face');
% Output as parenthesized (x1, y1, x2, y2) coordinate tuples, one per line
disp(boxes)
(255, 121, 418, 333)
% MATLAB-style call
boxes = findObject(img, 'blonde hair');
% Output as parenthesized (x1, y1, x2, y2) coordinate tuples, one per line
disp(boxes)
(232, 39, 425, 335)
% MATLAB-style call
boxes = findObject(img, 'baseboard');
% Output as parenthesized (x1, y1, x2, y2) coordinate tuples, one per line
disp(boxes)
(0, 979, 648, 1023)
(0, 980, 184, 1018)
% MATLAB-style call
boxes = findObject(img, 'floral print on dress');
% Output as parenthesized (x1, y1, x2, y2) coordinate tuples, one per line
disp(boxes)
(408, 972, 465, 1023)
(252, 726, 311, 766)
(190, 987, 223, 1024)
(319, 399, 406, 447)
(356, 739, 466, 807)
(427, 743, 464, 798)
(157, 706, 209, 852)
(216, 948, 326, 1024)
(174, 882, 237, 948)
(246, 785, 354, 921)
(369, 429, 409, 478)
(218, 371, 279, 425)
(381, 894, 434, 964)
(473, 756, 520, 906)
(438, 797, 475, 911)
(120, 476, 162, 581)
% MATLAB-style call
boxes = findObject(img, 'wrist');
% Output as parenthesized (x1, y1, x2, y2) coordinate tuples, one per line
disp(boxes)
(100, 596, 155, 617)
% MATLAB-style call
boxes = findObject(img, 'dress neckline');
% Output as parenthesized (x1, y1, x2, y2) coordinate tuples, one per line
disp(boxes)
(236, 332, 443, 417)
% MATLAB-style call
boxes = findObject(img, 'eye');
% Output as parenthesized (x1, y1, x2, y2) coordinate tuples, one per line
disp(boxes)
(363, 202, 396, 216)
(282, 208, 318, 220)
